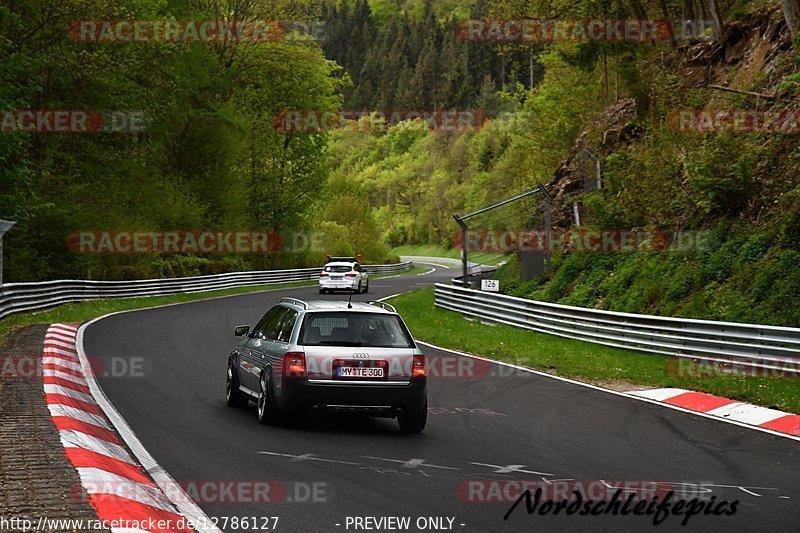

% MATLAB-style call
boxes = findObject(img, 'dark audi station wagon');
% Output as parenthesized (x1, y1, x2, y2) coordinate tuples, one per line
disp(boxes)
(225, 298, 428, 432)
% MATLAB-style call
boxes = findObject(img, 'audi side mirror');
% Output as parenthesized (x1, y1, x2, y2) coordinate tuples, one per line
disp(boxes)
(234, 325, 251, 337)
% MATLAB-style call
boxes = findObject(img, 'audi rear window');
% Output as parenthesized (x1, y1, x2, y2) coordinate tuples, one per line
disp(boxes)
(299, 312, 415, 348)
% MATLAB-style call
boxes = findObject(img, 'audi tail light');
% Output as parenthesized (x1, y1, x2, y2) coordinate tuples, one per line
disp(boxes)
(283, 352, 306, 379)
(411, 355, 426, 379)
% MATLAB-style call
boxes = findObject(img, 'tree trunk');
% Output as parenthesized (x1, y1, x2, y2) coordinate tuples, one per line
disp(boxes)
(707, 0, 725, 37)
(681, 0, 696, 20)
(627, 0, 648, 19)
(529, 46, 534, 89)
(695, 0, 707, 21)
(658, 0, 677, 47)
(781, 0, 800, 35)
(603, 50, 609, 107)
(695, 0, 711, 38)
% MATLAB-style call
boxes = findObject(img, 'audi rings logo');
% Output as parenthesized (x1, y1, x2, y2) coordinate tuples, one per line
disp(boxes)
(352, 353, 370, 359)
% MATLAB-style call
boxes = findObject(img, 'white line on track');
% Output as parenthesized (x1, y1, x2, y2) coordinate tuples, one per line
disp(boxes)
(258, 451, 361, 466)
(362, 456, 460, 470)
(470, 462, 553, 476)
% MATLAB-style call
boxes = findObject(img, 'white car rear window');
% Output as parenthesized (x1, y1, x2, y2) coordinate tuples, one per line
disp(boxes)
(324, 265, 352, 273)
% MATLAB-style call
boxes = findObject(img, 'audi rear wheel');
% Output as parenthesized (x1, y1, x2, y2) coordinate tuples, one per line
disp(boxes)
(257, 373, 279, 425)
(226, 361, 249, 408)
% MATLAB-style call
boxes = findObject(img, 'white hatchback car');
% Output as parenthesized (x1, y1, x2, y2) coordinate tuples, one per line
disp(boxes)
(319, 261, 369, 294)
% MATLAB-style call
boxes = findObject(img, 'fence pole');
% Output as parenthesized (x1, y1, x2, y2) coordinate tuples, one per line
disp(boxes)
(0, 220, 17, 286)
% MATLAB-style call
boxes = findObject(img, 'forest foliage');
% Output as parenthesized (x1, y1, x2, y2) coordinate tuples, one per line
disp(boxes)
(2, 0, 800, 325)
(323, 0, 800, 325)
(2, 0, 344, 280)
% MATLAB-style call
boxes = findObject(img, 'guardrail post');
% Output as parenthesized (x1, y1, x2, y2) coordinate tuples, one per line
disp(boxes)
(0, 219, 17, 286)
(453, 216, 469, 287)
(537, 184, 553, 272)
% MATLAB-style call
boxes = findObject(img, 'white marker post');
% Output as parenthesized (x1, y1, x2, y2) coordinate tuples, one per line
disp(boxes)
(481, 279, 500, 292)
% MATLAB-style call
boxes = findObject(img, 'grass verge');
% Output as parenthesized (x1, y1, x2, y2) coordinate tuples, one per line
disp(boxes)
(389, 288, 800, 414)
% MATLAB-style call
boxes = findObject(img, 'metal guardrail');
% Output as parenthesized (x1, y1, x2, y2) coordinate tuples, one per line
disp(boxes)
(435, 283, 800, 374)
(451, 266, 499, 288)
(363, 263, 412, 274)
(0, 262, 411, 321)
(398, 255, 491, 287)
(400, 256, 463, 266)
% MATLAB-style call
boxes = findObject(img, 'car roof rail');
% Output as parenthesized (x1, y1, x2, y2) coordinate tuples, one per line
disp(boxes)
(281, 297, 308, 309)
(367, 301, 397, 313)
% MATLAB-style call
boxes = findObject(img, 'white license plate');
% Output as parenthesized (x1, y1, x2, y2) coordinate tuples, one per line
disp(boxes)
(337, 367, 384, 378)
(331, 275, 343, 280)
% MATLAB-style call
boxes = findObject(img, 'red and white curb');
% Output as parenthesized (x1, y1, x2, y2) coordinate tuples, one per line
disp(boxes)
(43, 324, 221, 533)
(628, 388, 800, 438)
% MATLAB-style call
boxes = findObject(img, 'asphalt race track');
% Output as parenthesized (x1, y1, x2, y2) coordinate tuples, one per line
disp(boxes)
(84, 265, 800, 533)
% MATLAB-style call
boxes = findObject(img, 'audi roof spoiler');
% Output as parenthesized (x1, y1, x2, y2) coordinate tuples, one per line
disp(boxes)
(367, 301, 397, 313)
(280, 297, 309, 309)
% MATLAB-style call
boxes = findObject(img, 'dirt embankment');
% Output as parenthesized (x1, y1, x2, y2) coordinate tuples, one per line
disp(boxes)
(544, 12, 796, 228)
